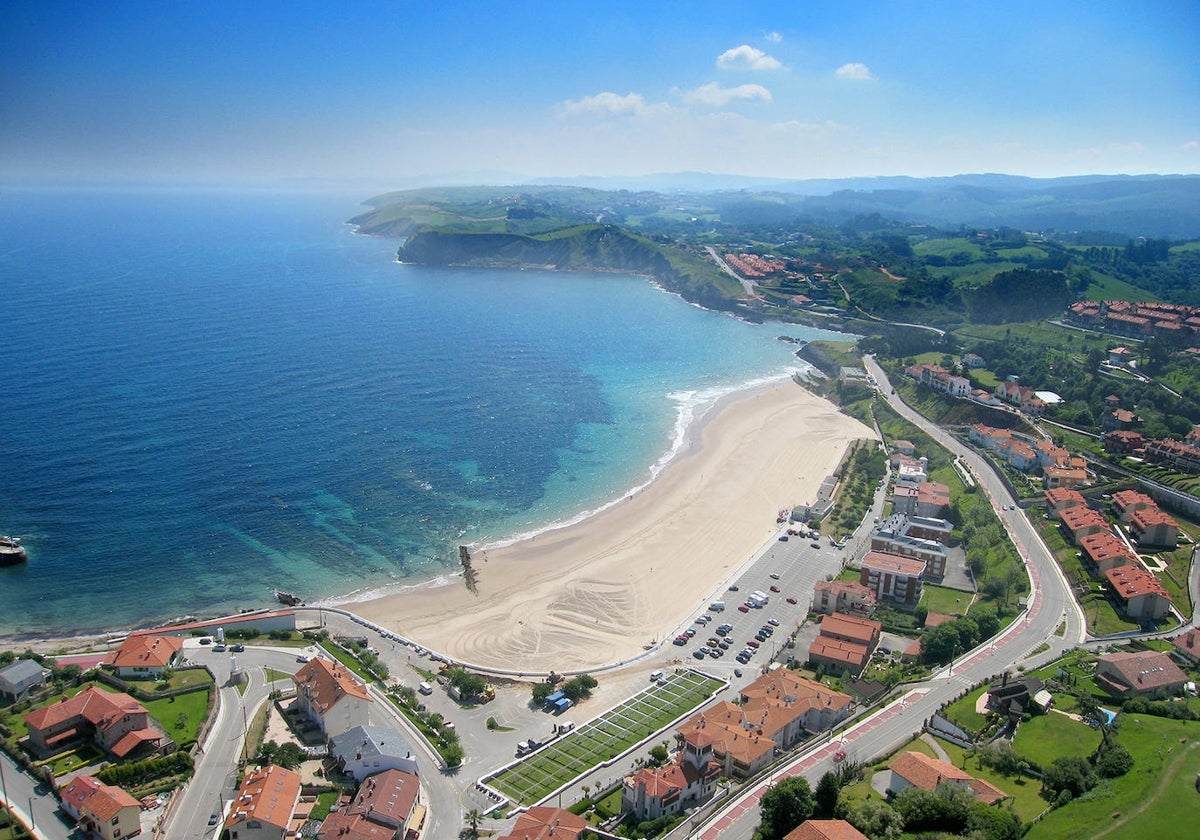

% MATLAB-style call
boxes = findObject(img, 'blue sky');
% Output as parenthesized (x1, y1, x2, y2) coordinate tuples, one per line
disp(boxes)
(2, 1, 1197, 185)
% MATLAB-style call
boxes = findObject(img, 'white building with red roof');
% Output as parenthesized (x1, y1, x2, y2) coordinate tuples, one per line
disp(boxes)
(859, 550, 926, 604)
(24, 685, 168, 759)
(1104, 566, 1173, 621)
(226, 764, 304, 840)
(495, 807, 587, 840)
(887, 751, 1007, 804)
(1095, 650, 1187, 699)
(293, 657, 373, 737)
(622, 730, 722, 821)
(61, 775, 142, 840)
(785, 820, 869, 840)
(103, 634, 183, 678)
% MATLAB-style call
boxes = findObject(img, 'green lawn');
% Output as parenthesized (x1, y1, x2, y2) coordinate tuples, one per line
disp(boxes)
(921, 584, 973, 617)
(318, 642, 376, 682)
(941, 685, 989, 736)
(936, 738, 1049, 824)
(1012, 712, 1099, 769)
(1026, 714, 1200, 840)
(123, 668, 213, 694)
(142, 689, 211, 748)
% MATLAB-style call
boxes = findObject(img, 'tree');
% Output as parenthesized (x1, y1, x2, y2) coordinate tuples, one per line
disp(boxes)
(845, 799, 903, 839)
(1093, 740, 1134, 778)
(814, 771, 841, 818)
(892, 784, 970, 834)
(531, 682, 555, 704)
(648, 744, 670, 768)
(757, 777, 814, 840)
(465, 808, 482, 839)
(1042, 755, 1097, 800)
(966, 801, 1023, 840)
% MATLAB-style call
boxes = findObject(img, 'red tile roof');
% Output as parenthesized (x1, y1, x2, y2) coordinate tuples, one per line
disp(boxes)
(110, 728, 163, 758)
(1104, 566, 1171, 601)
(784, 820, 870, 840)
(104, 634, 182, 670)
(83, 780, 140, 822)
(818, 614, 881, 645)
(890, 751, 1006, 804)
(24, 686, 145, 732)
(1044, 487, 1086, 507)
(808, 637, 870, 669)
(1097, 650, 1187, 694)
(293, 657, 372, 715)
(1078, 532, 1136, 568)
(348, 768, 420, 825)
(497, 807, 588, 840)
(227, 764, 302, 831)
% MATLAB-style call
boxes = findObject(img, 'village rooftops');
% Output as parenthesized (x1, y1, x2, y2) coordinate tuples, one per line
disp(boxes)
(495, 807, 588, 840)
(24, 685, 145, 732)
(818, 613, 881, 645)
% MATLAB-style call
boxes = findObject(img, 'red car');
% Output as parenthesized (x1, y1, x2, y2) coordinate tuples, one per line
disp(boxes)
(746, 639, 760, 648)
(833, 749, 847, 762)
(786, 596, 798, 604)
(737, 604, 751, 613)
(769, 585, 780, 593)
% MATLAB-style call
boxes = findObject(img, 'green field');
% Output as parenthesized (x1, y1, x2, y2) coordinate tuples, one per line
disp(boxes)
(1027, 714, 1200, 840)
(1011, 711, 1098, 769)
(921, 584, 973, 618)
(487, 670, 723, 806)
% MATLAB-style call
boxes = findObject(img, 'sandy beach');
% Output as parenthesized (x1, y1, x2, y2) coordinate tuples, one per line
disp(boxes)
(354, 380, 874, 673)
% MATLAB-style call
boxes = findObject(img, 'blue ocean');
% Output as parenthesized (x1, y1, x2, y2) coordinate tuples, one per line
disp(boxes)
(0, 188, 849, 638)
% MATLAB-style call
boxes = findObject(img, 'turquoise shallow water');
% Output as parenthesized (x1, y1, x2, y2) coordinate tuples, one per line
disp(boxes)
(0, 188, 850, 638)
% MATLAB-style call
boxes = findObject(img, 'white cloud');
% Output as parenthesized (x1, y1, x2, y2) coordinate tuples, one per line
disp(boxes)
(765, 31, 783, 43)
(1181, 140, 1200, 151)
(685, 82, 772, 107)
(835, 62, 875, 81)
(557, 91, 661, 117)
(717, 45, 782, 71)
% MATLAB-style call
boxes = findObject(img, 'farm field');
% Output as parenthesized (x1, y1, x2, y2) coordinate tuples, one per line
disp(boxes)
(487, 670, 723, 806)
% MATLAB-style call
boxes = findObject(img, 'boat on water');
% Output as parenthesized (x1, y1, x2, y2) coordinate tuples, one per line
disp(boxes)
(0, 535, 27, 567)
(272, 589, 303, 607)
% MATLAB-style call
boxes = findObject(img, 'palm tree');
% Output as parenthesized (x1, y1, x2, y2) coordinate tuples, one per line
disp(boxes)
(465, 808, 482, 839)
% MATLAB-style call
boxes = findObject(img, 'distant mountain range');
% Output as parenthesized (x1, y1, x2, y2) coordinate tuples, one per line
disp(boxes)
(358, 173, 1200, 239)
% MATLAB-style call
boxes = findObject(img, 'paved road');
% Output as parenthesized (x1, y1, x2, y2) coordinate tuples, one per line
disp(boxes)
(686, 357, 1086, 839)
(0, 747, 79, 840)
(704, 247, 756, 296)
(163, 642, 313, 840)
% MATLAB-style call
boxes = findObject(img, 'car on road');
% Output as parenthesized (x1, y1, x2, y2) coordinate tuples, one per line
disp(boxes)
(737, 604, 750, 613)
(213, 644, 227, 652)
(230, 643, 245, 652)
(296, 654, 310, 663)
(833, 749, 847, 762)
(786, 596, 798, 604)
(209, 812, 220, 826)
(728, 584, 739, 591)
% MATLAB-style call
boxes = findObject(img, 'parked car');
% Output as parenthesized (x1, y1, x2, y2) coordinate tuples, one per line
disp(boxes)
(746, 640, 760, 648)
(738, 604, 751, 613)
(728, 584, 740, 591)
(778, 535, 789, 541)
(198, 637, 213, 645)
(770, 585, 780, 593)
(296, 654, 310, 663)
(212, 644, 227, 652)
(770, 572, 781, 579)
(230, 643, 245, 652)
(767, 619, 780, 627)
(786, 596, 798, 604)
(693, 649, 706, 659)
(685, 628, 697, 637)
(673, 637, 687, 646)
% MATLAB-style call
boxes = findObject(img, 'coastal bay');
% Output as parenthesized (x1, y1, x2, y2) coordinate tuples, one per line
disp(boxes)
(353, 379, 873, 672)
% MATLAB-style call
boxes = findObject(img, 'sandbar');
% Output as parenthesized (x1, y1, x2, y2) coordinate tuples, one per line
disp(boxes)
(352, 380, 874, 673)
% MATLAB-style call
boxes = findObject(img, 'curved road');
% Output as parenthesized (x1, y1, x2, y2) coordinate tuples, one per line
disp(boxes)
(689, 356, 1085, 839)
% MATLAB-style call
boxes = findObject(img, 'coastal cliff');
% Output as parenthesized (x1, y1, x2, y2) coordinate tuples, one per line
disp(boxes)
(397, 224, 746, 313)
